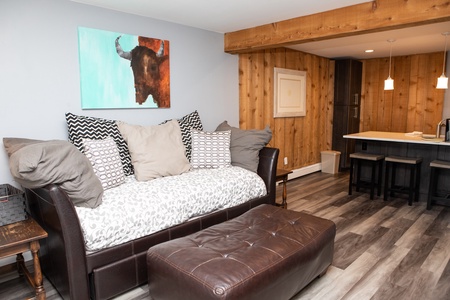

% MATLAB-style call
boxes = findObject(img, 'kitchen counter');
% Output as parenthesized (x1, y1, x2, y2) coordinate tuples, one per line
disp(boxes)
(343, 131, 450, 202)
(344, 131, 449, 146)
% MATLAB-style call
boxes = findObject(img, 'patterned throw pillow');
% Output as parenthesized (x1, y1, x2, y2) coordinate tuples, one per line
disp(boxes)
(65, 112, 133, 176)
(190, 130, 231, 169)
(178, 111, 203, 161)
(82, 137, 125, 190)
(161, 111, 203, 161)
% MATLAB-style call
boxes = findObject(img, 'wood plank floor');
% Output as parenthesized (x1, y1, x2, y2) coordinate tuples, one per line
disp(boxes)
(1, 171, 449, 299)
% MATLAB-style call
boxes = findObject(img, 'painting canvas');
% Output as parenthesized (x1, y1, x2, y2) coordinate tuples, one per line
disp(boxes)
(78, 27, 170, 109)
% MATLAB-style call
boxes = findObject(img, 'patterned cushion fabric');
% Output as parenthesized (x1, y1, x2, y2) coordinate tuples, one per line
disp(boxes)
(161, 110, 203, 161)
(82, 137, 125, 190)
(65, 112, 133, 176)
(75, 166, 267, 251)
(190, 130, 231, 169)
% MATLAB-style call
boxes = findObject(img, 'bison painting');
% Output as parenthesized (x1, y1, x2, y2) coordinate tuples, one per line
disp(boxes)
(115, 36, 170, 107)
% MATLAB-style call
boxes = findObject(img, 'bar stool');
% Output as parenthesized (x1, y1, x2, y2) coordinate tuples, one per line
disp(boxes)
(349, 152, 385, 200)
(384, 156, 422, 205)
(427, 160, 450, 210)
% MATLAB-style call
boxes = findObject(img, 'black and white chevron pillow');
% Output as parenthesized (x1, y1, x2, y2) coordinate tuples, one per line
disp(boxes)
(178, 111, 203, 161)
(65, 112, 134, 176)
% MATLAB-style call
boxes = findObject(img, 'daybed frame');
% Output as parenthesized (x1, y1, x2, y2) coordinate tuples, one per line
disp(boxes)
(25, 147, 279, 299)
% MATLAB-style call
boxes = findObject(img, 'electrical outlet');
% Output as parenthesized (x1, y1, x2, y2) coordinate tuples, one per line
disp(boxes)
(283, 157, 288, 165)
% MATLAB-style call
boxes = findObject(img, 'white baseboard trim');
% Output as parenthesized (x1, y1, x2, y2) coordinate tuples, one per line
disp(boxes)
(288, 163, 322, 180)
(277, 163, 322, 184)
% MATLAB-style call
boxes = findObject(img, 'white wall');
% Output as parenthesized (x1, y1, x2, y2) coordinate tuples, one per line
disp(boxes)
(0, 0, 239, 186)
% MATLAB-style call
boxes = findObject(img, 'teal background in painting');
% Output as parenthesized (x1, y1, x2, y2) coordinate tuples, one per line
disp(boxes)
(78, 27, 158, 109)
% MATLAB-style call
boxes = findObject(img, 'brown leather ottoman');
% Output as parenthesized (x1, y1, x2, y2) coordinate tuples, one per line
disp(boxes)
(147, 204, 336, 300)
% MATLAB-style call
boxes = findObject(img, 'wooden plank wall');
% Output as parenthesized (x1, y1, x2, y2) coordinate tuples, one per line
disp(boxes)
(239, 48, 335, 170)
(361, 52, 445, 134)
(239, 50, 445, 172)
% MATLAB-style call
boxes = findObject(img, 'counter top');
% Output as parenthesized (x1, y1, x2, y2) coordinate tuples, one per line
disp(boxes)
(343, 131, 450, 146)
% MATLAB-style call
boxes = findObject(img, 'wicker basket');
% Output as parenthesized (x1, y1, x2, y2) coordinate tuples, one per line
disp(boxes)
(0, 184, 27, 226)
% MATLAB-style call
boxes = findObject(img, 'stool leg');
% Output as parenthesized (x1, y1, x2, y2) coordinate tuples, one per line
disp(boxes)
(370, 161, 376, 200)
(349, 158, 354, 196)
(384, 161, 390, 201)
(414, 163, 421, 203)
(377, 160, 383, 196)
(408, 165, 415, 206)
(356, 160, 361, 192)
(390, 163, 397, 197)
(427, 167, 436, 210)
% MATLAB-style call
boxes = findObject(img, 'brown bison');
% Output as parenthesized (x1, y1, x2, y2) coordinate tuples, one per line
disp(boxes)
(115, 36, 170, 107)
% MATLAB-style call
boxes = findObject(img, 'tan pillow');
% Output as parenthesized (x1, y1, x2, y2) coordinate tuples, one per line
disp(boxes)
(3, 138, 104, 208)
(117, 120, 190, 181)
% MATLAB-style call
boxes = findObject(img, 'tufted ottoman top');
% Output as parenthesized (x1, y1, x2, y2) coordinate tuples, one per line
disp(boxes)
(147, 204, 336, 300)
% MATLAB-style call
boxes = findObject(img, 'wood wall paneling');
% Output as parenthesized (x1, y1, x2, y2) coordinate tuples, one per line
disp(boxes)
(393, 56, 410, 132)
(273, 49, 287, 168)
(239, 49, 335, 171)
(361, 52, 445, 134)
(240, 49, 444, 173)
(326, 60, 335, 151)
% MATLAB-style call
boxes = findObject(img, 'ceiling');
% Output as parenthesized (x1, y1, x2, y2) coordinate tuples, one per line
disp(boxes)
(71, 0, 450, 59)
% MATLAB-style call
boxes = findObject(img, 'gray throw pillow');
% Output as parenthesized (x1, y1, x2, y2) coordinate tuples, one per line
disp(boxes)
(215, 121, 272, 173)
(3, 138, 103, 208)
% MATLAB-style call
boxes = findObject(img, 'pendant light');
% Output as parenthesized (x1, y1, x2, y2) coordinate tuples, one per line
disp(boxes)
(384, 39, 395, 90)
(436, 32, 450, 89)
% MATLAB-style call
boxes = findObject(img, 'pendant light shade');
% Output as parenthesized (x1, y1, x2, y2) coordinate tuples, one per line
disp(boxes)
(384, 76, 394, 90)
(437, 32, 449, 89)
(437, 75, 448, 89)
(384, 39, 395, 91)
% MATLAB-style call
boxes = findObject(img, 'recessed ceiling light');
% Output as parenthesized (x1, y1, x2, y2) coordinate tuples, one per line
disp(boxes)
(365, 49, 374, 53)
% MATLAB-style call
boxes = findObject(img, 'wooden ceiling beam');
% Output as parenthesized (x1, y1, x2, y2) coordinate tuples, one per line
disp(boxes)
(224, 0, 450, 54)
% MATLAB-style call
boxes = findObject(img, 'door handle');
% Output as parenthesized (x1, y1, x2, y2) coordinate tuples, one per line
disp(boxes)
(354, 94, 359, 105)
(353, 107, 358, 118)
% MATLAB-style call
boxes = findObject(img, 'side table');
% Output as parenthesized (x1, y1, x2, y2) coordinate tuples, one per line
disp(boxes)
(0, 218, 48, 300)
(276, 168, 293, 209)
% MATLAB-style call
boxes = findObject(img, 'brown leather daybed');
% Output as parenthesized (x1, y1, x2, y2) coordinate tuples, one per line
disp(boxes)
(147, 204, 336, 300)
(24, 147, 279, 300)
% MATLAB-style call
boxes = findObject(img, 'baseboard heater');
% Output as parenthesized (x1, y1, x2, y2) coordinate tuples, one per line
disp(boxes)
(277, 163, 321, 184)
